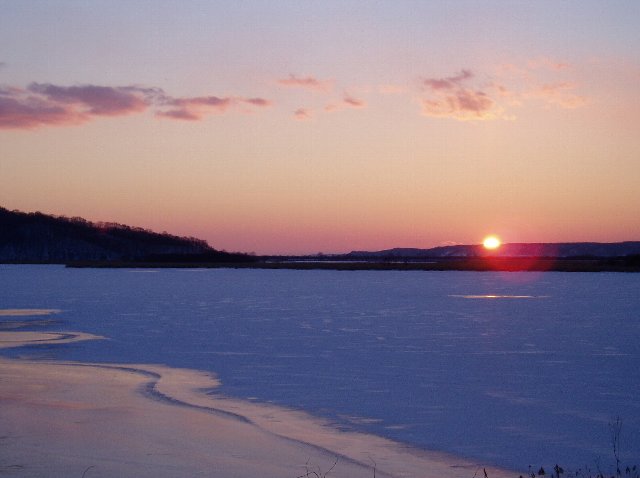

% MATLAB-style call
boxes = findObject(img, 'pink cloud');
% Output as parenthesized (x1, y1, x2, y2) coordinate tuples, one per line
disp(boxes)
(157, 96, 233, 120)
(157, 95, 271, 120)
(423, 70, 473, 91)
(492, 59, 586, 109)
(421, 89, 498, 121)
(293, 108, 312, 120)
(0, 83, 154, 129)
(420, 69, 501, 121)
(28, 83, 150, 116)
(455, 89, 493, 113)
(325, 94, 367, 113)
(0, 82, 272, 129)
(241, 97, 272, 107)
(277, 74, 333, 92)
(489, 82, 523, 107)
(0, 86, 25, 96)
(154, 108, 201, 121)
(526, 82, 587, 109)
(419, 65, 586, 120)
(491, 64, 587, 110)
(492, 83, 511, 97)
(343, 95, 366, 108)
(496, 58, 571, 81)
(0, 95, 84, 129)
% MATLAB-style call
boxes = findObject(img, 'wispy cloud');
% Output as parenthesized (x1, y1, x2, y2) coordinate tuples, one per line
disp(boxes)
(0, 86, 21, 96)
(0, 82, 271, 129)
(157, 96, 233, 120)
(422, 70, 474, 91)
(157, 95, 271, 120)
(325, 94, 367, 113)
(293, 108, 312, 120)
(420, 70, 501, 121)
(277, 74, 333, 92)
(0, 83, 154, 129)
(29, 83, 151, 116)
(241, 97, 272, 107)
(525, 82, 587, 109)
(0, 62, 6, 71)
(0, 93, 83, 129)
(420, 62, 587, 121)
(495, 60, 587, 110)
(343, 95, 366, 108)
(421, 90, 498, 120)
(496, 57, 570, 80)
(278, 72, 366, 118)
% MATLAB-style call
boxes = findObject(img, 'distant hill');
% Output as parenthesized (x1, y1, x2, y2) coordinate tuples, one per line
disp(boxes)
(347, 242, 640, 259)
(0, 207, 251, 263)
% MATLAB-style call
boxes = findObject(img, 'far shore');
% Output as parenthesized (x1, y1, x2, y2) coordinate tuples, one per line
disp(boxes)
(61, 256, 640, 272)
(0, 329, 517, 478)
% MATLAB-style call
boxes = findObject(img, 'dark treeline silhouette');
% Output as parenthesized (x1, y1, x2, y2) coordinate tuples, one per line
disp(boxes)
(0, 207, 254, 263)
(3, 206, 638, 270)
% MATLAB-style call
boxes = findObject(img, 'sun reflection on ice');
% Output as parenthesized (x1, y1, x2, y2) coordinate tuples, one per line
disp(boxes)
(449, 295, 547, 299)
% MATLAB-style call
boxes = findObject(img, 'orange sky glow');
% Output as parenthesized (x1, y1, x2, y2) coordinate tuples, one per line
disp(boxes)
(1, 2, 639, 254)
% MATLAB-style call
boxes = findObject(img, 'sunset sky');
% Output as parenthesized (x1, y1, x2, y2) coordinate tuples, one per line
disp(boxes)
(1, 1, 639, 254)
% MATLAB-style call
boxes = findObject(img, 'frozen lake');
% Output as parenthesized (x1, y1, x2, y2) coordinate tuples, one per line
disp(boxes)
(1, 265, 639, 472)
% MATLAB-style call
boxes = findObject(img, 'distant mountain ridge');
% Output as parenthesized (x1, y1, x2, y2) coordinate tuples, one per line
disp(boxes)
(348, 242, 640, 259)
(0, 207, 247, 263)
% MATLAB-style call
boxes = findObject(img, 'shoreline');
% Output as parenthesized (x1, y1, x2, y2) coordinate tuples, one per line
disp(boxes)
(0, 330, 516, 478)
(63, 258, 640, 272)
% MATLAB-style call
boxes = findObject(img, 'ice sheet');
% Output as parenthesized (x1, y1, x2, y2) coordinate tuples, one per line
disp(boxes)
(1, 265, 638, 472)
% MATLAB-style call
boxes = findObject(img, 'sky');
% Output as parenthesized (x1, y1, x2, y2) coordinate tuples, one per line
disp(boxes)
(1, 1, 639, 254)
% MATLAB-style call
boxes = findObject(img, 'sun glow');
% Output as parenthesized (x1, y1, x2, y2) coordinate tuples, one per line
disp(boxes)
(483, 235, 501, 250)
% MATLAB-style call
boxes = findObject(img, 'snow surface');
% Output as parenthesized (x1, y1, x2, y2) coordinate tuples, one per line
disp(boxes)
(1, 265, 639, 472)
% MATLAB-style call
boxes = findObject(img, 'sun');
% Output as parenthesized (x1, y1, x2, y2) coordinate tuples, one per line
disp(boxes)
(483, 235, 501, 250)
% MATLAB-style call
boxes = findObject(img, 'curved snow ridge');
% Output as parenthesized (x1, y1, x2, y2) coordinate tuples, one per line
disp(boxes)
(0, 329, 516, 478)
(0, 330, 104, 349)
(86, 363, 516, 478)
(0, 308, 62, 316)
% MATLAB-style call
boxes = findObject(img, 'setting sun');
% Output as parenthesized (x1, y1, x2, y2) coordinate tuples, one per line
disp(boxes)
(483, 235, 501, 250)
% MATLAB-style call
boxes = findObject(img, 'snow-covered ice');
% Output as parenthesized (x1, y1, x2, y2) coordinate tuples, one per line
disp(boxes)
(1, 265, 639, 471)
